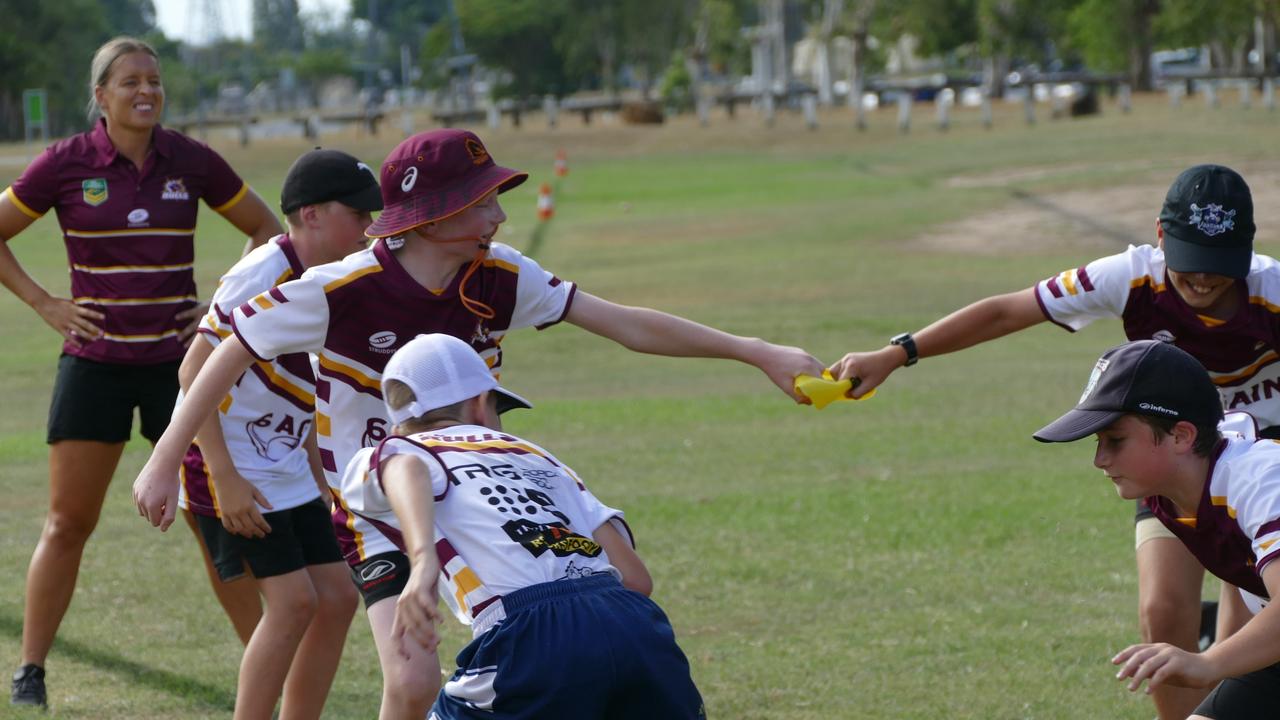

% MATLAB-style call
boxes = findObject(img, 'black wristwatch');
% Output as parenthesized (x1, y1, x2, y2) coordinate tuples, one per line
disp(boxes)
(890, 332, 918, 367)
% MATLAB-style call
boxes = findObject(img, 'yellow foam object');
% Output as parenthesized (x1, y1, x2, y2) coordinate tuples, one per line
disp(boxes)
(794, 371, 876, 409)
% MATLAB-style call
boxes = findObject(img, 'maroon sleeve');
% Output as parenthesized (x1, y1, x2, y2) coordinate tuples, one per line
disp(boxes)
(7, 146, 60, 216)
(200, 145, 246, 210)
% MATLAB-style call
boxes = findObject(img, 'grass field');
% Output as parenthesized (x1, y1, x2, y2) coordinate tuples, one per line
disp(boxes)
(1, 94, 1278, 718)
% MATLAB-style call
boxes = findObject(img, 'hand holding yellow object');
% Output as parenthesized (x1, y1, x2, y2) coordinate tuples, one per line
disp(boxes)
(793, 371, 876, 409)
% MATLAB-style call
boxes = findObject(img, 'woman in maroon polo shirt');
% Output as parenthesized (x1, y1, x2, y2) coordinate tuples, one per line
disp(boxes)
(0, 36, 281, 707)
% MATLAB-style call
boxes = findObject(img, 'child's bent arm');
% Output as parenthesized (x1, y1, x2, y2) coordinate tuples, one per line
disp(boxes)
(831, 287, 1045, 397)
(133, 337, 257, 530)
(594, 520, 652, 596)
(383, 454, 444, 653)
(565, 291, 822, 401)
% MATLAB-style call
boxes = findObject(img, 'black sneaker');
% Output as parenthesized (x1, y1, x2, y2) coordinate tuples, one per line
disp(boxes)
(1199, 599, 1219, 651)
(10, 664, 46, 708)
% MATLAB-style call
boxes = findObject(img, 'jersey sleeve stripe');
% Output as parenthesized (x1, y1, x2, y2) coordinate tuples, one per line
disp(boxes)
(2, 187, 43, 219)
(1060, 271, 1078, 296)
(1257, 548, 1280, 575)
(1045, 275, 1063, 299)
(536, 284, 578, 331)
(209, 183, 248, 213)
(1033, 286, 1076, 333)
(316, 412, 331, 437)
(1075, 266, 1094, 292)
(1255, 518, 1280, 540)
(1248, 296, 1280, 314)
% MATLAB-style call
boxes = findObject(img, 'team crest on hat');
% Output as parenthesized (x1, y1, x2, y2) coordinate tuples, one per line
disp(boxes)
(1189, 202, 1236, 237)
(81, 178, 107, 206)
(1079, 357, 1110, 403)
(465, 138, 489, 165)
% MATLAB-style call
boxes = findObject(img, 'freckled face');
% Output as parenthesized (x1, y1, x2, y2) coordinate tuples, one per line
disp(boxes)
(1093, 415, 1175, 500)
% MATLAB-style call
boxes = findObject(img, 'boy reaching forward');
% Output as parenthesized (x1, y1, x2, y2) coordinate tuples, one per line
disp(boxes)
(831, 164, 1272, 718)
(352, 333, 704, 718)
(1034, 340, 1280, 719)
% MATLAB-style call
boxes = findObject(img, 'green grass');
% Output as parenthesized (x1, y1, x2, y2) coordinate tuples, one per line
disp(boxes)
(1, 95, 1276, 717)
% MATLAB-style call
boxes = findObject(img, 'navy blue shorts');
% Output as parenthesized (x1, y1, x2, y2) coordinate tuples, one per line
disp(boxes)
(430, 574, 705, 720)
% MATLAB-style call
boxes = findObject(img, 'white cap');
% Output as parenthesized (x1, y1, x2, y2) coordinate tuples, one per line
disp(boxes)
(381, 334, 531, 425)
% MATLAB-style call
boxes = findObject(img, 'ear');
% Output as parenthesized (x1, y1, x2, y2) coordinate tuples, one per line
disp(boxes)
(300, 204, 322, 229)
(93, 85, 107, 111)
(1170, 420, 1198, 453)
(1155, 218, 1164, 249)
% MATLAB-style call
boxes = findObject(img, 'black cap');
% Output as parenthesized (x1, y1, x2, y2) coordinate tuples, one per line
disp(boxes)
(280, 148, 383, 215)
(1033, 340, 1223, 443)
(1159, 164, 1254, 279)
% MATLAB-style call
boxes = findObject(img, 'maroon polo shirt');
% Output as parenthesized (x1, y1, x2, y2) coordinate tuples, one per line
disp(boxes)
(4, 118, 247, 364)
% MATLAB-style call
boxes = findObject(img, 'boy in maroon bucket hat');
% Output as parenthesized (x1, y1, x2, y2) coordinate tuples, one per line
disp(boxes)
(135, 128, 821, 717)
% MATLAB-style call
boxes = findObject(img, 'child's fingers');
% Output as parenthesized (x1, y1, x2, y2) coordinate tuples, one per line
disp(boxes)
(252, 488, 273, 511)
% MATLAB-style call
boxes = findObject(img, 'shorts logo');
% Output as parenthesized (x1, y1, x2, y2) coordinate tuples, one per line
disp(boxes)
(369, 331, 397, 353)
(465, 138, 489, 165)
(400, 166, 418, 192)
(161, 177, 189, 200)
(359, 558, 398, 582)
(82, 178, 108, 206)
(1152, 330, 1175, 343)
(127, 208, 149, 226)
(1079, 357, 1110, 403)
(1188, 203, 1236, 237)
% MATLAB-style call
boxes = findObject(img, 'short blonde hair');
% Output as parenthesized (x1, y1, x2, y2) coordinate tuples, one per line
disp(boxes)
(86, 36, 160, 120)
(384, 379, 467, 432)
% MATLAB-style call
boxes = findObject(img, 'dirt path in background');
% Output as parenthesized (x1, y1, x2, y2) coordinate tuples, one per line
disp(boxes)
(913, 163, 1280, 255)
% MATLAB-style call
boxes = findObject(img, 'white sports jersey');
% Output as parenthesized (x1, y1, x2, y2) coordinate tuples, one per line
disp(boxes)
(1035, 244, 1280, 428)
(231, 240, 575, 562)
(1148, 412, 1280, 610)
(178, 235, 319, 515)
(338, 425, 633, 634)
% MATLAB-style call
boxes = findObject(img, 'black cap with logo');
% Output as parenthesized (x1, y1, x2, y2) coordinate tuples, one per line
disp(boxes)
(1159, 164, 1254, 279)
(280, 148, 383, 215)
(1033, 340, 1223, 443)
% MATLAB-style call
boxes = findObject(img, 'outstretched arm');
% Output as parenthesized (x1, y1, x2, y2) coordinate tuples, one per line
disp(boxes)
(133, 336, 256, 530)
(565, 291, 823, 402)
(594, 521, 652, 596)
(830, 287, 1045, 398)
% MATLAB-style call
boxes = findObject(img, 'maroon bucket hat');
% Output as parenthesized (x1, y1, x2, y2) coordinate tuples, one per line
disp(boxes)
(365, 129, 528, 239)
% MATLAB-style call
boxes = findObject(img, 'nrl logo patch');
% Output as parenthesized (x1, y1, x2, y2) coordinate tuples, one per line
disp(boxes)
(1189, 202, 1236, 237)
(82, 178, 108, 206)
(161, 177, 189, 200)
(1079, 358, 1110, 404)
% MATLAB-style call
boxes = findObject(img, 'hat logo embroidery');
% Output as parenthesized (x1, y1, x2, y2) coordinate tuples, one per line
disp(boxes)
(357, 162, 373, 176)
(1188, 203, 1235, 237)
(465, 138, 489, 165)
(1080, 358, 1109, 403)
(401, 166, 419, 192)
(1152, 329, 1175, 343)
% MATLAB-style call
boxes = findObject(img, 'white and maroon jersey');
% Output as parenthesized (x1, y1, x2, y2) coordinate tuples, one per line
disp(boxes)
(231, 239, 576, 562)
(2, 119, 247, 364)
(337, 424, 634, 633)
(1035, 244, 1280, 428)
(1149, 412, 1280, 608)
(178, 235, 319, 516)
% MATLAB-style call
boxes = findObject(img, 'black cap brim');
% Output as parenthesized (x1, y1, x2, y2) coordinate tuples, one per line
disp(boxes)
(334, 182, 385, 213)
(1162, 228, 1251, 279)
(494, 387, 532, 415)
(1033, 408, 1124, 443)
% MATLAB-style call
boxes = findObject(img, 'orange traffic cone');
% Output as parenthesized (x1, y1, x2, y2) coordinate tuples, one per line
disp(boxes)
(553, 149, 568, 177)
(536, 183, 555, 221)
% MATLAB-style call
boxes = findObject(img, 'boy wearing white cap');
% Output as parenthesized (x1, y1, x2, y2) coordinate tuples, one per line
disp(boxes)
(133, 128, 815, 718)
(351, 333, 703, 719)
(1034, 340, 1280, 719)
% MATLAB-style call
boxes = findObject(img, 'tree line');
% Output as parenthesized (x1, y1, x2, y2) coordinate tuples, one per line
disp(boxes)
(1, 0, 1276, 141)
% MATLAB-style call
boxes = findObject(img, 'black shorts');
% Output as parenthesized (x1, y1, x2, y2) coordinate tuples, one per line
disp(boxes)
(195, 512, 251, 582)
(349, 550, 410, 607)
(202, 498, 343, 581)
(47, 354, 181, 444)
(1194, 661, 1280, 719)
